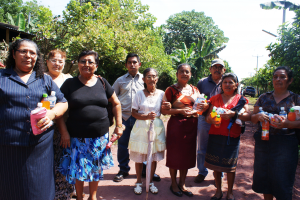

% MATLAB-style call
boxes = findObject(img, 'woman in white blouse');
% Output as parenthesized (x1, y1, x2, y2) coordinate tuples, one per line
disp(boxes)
(128, 68, 166, 195)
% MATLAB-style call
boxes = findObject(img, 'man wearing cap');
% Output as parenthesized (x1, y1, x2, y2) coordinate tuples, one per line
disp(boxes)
(194, 58, 226, 183)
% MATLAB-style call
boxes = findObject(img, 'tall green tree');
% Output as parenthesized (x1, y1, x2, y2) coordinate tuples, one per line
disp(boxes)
(163, 10, 229, 54)
(267, 9, 300, 93)
(0, 0, 23, 23)
(35, 0, 174, 88)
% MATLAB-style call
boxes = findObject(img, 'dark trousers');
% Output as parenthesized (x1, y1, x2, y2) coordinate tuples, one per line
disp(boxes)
(117, 116, 136, 172)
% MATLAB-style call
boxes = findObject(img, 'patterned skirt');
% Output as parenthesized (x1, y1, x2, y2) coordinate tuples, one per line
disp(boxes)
(53, 127, 75, 200)
(204, 134, 240, 172)
(59, 133, 114, 184)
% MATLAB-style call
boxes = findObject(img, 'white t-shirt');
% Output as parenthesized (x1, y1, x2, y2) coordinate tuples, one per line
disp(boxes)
(132, 89, 164, 117)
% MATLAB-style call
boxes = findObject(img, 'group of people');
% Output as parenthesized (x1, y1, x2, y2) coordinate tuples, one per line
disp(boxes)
(0, 38, 299, 200)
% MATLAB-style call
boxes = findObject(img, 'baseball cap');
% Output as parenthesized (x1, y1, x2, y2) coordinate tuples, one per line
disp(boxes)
(211, 59, 225, 67)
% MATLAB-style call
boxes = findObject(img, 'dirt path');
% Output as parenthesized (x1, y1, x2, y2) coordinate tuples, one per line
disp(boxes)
(78, 104, 300, 200)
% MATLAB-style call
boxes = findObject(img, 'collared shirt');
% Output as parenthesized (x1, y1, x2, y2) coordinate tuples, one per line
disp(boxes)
(112, 72, 144, 120)
(0, 68, 66, 146)
(197, 74, 222, 100)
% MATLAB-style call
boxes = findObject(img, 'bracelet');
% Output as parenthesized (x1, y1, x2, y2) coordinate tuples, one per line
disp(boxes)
(116, 124, 125, 130)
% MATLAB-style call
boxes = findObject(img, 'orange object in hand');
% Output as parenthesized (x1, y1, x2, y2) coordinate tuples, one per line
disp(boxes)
(288, 108, 296, 121)
(214, 115, 221, 128)
(210, 108, 217, 119)
(41, 93, 50, 110)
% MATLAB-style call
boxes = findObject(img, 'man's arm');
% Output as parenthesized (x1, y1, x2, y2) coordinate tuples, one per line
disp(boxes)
(112, 78, 120, 96)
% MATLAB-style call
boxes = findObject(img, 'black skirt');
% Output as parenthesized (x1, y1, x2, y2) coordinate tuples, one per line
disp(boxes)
(252, 133, 298, 200)
(0, 132, 55, 200)
(204, 134, 240, 172)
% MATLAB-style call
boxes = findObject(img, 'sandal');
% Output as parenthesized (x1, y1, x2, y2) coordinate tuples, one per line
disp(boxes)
(134, 183, 143, 195)
(149, 182, 158, 194)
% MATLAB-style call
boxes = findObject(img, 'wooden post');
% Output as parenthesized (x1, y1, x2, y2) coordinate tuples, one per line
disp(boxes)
(6, 29, 9, 43)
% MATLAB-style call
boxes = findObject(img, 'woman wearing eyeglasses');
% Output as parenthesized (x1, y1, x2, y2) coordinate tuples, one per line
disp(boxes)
(58, 50, 123, 200)
(205, 73, 250, 200)
(44, 49, 75, 200)
(0, 39, 68, 200)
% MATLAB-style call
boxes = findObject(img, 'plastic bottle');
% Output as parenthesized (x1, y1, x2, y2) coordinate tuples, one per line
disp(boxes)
(261, 112, 269, 140)
(41, 93, 50, 110)
(210, 107, 217, 119)
(288, 108, 296, 121)
(193, 94, 206, 115)
(106, 133, 119, 149)
(279, 107, 287, 130)
(30, 103, 47, 135)
(48, 91, 57, 109)
(214, 115, 221, 128)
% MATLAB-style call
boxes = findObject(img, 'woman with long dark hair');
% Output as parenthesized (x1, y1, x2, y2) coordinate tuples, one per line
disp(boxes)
(0, 39, 68, 200)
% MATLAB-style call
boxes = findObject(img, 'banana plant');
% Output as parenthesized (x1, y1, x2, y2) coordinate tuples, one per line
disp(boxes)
(5, 13, 26, 31)
(171, 42, 196, 64)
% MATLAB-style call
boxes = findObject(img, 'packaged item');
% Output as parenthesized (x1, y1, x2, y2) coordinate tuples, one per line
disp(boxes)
(235, 108, 245, 126)
(48, 91, 57, 109)
(210, 107, 217, 119)
(269, 114, 281, 128)
(106, 133, 119, 149)
(41, 93, 50, 110)
(30, 103, 53, 135)
(214, 115, 221, 128)
(290, 106, 300, 120)
(261, 112, 269, 140)
(216, 107, 226, 115)
(279, 107, 287, 130)
(288, 108, 296, 121)
(193, 94, 207, 115)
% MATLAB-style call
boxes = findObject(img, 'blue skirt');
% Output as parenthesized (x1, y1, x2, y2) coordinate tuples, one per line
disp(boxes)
(204, 134, 240, 172)
(252, 133, 298, 200)
(59, 133, 114, 184)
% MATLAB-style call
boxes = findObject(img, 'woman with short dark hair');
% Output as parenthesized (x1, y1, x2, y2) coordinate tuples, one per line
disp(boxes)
(251, 66, 300, 200)
(58, 50, 123, 200)
(0, 39, 68, 200)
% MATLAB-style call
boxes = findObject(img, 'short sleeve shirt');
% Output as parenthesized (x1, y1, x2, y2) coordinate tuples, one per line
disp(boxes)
(197, 74, 222, 100)
(60, 77, 114, 138)
(132, 89, 164, 117)
(0, 68, 67, 146)
(112, 72, 144, 120)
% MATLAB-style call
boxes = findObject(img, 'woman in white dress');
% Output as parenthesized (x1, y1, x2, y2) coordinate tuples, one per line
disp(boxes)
(129, 68, 166, 195)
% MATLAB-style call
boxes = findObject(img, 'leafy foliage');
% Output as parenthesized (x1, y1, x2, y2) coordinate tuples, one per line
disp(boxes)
(163, 10, 229, 54)
(34, 0, 175, 88)
(266, 9, 300, 93)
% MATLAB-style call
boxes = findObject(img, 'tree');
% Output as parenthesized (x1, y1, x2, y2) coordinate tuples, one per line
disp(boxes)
(163, 10, 229, 54)
(35, 0, 175, 88)
(0, 0, 23, 23)
(267, 9, 300, 93)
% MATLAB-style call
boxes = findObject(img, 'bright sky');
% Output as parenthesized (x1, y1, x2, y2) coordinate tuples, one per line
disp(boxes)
(29, 0, 300, 80)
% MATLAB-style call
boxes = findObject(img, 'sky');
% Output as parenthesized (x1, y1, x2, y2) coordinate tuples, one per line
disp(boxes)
(26, 0, 300, 80)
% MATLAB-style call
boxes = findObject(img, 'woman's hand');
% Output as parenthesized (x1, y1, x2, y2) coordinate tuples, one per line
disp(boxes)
(114, 125, 124, 139)
(206, 112, 217, 125)
(161, 100, 171, 110)
(271, 115, 289, 129)
(219, 109, 235, 120)
(36, 110, 55, 131)
(147, 111, 156, 120)
(60, 130, 71, 148)
(196, 101, 209, 112)
(257, 113, 270, 123)
(180, 107, 197, 116)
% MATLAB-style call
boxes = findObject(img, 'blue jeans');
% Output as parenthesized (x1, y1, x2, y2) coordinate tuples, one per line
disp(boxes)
(196, 115, 211, 177)
(117, 116, 136, 173)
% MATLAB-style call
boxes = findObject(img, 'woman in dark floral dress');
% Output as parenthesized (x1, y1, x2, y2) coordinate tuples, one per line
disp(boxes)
(251, 66, 300, 200)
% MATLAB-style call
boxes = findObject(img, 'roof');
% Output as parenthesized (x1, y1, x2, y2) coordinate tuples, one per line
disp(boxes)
(0, 22, 35, 36)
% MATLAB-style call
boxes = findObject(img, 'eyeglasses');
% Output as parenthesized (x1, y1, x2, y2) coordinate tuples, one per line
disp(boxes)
(49, 59, 64, 64)
(16, 49, 37, 58)
(211, 65, 223, 70)
(79, 60, 96, 65)
(146, 75, 158, 79)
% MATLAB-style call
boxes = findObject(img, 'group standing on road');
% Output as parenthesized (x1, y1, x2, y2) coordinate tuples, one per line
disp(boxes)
(0, 39, 299, 200)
